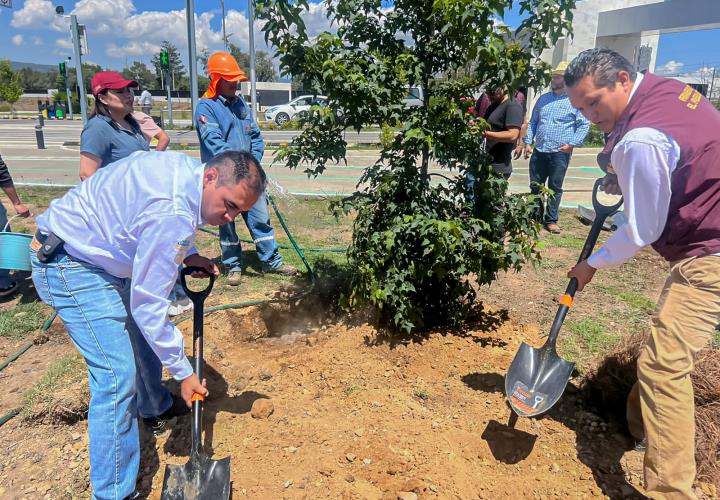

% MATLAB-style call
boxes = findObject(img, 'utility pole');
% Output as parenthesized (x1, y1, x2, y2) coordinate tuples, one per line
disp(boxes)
(248, 0, 258, 120)
(70, 14, 88, 123)
(221, 0, 228, 51)
(709, 67, 716, 101)
(186, 0, 199, 126)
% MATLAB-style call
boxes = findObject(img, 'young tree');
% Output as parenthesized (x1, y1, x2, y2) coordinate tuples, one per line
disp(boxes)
(122, 61, 156, 90)
(258, 0, 575, 333)
(151, 41, 186, 89)
(0, 60, 24, 115)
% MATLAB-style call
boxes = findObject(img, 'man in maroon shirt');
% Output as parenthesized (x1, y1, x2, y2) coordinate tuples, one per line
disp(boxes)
(565, 48, 720, 499)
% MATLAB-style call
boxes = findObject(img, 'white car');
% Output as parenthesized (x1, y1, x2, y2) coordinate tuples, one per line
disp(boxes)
(264, 95, 328, 125)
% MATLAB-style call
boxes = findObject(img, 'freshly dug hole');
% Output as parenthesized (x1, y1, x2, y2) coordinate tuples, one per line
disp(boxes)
(581, 332, 720, 489)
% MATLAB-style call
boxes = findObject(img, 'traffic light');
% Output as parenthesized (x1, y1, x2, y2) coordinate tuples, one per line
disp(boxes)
(160, 50, 169, 71)
(59, 62, 66, 79)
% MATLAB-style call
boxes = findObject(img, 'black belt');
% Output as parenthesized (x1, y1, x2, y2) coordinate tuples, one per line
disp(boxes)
(35, 230, 68, 263)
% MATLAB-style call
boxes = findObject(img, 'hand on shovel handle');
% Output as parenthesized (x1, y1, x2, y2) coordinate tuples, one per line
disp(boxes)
(181, 373, 208, 408)
(567, 259, 597, 292)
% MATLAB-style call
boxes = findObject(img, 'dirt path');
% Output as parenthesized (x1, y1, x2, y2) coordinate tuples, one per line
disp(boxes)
(0, 301, 659, 500)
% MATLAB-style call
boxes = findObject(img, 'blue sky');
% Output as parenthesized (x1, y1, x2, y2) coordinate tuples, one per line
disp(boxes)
(1, 0, 718, 79)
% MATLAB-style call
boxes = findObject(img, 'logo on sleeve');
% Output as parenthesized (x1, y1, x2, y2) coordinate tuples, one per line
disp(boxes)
(197, 115, 208, 124)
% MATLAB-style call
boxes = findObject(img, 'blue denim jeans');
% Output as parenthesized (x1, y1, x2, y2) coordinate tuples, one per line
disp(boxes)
(529, 150, 571, 225)
(31, 252, 173, 500)
(0, 202, 12, 289)
(219, 192, 282, 272)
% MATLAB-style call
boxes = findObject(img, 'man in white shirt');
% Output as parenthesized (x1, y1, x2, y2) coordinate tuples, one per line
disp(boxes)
(565, 48, 720, 499)
(30, 150, 265, 500)
(139, 88, 153, 115)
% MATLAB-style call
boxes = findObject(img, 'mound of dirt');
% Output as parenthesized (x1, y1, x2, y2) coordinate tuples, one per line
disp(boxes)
(582, 332, 720, 490)
(1, 303, 697, 499)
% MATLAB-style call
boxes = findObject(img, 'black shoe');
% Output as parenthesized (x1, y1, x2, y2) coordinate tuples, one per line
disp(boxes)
(633, 438, 647, 452)
(142, 394, 190, 435)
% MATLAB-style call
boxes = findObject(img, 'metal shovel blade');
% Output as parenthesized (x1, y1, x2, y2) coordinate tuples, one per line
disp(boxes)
(505, 342, 575, 417)
(160, 453, 230, 500)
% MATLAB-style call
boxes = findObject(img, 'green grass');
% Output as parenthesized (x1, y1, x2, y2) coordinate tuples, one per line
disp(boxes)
(713, 328, 720, 350)
(0, 302, 51, 339)
(564, 318, 616, 355)
(344, 384, 364, 396)
(20, 353, 86, 420)
(618, 291, 655, 315)
(543, 233, 585, 250)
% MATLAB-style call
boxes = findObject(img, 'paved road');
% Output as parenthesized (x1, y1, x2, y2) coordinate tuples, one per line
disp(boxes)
(0, 119, 605, 207)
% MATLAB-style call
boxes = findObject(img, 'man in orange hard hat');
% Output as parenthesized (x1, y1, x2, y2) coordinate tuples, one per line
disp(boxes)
(195, 51, 297, 285)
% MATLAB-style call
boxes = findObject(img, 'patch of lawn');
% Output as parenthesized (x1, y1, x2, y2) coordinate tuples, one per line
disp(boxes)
(564, 318, 616, 355)
(20, 353, 86, 420)
(0, 301, 51, 339)
(544, 233, 585, 251)
(618, 291, 655, 315)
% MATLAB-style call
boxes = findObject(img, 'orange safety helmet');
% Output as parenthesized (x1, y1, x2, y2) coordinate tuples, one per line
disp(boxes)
(206, 51, 247, 81)
(203, 51, 248, 99)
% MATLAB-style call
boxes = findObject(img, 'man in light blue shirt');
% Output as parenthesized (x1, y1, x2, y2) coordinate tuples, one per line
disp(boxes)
(196, 51, 296, 286)
(30, 150, 265, 500)
(518, 61, 590, 233)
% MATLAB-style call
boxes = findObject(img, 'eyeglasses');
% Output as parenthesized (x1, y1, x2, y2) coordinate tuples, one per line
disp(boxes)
(107, 87, 135, 96)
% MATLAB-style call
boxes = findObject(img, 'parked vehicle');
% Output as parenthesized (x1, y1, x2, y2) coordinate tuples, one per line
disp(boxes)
(264, 95, 328, 125)
(404, 86, 424, 107)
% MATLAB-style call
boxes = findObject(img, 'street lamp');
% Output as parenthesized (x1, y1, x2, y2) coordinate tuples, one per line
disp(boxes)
(55, 5, 88, 123)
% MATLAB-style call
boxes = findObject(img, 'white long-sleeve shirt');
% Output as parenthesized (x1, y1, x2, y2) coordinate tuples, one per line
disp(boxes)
(36, 151, 204, 380)
(586, 72, 684, 269)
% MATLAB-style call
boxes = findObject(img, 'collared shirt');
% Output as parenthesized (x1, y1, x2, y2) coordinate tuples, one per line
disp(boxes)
(195, 94, 264, 163)
(36, 151, 204, 380)
(524, 92, 590, 152)
(139, 90, 153, 106)
(80, 114, 149, 169)
(583, 72, 715, 269)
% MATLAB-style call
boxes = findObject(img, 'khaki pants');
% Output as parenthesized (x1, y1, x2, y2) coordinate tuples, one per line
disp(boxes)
(626, 255, 720, 499)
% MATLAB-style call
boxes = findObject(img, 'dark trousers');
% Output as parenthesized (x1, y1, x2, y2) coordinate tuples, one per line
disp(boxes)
(529, 150, 571, 225)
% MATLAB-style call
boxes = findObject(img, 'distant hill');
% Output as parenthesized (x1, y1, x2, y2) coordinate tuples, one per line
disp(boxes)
(10, 61, 57, 72)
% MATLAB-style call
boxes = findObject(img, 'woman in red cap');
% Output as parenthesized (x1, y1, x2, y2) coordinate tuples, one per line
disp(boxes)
(79, 71, 149, 180)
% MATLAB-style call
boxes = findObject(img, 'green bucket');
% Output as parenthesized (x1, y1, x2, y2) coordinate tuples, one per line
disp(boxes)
(0, 216, 32, 271)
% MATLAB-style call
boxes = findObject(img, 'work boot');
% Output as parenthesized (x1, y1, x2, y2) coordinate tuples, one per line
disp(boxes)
(545, 223, 561, 234)
(142, 394, 190, 436)
(263, 263, 299, 276)
(226, 269, 242, 286)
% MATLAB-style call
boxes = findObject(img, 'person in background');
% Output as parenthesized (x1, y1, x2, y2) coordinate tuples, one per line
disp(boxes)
(131, 110, 170, 151)
(565, 47, 720, 499)
(0, 153, 31, 297)
(517, 61, 590, 234)
(79, 71, 149, 180)
(139, 87, 153, 115)
(481, 86, 524, 179)
(195, 51, 297, 285)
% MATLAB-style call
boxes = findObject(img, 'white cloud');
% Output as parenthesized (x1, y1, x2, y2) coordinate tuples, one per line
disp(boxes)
(11, 0, 67, 31)
(55, 37, 74, 50)
(11, 0, 55, 28)
(106, 40, 161, 58)
(32, 36, 44, 46)
(12, 34, 24, 46)
(72, 0, 136, 34)
(657, 60, 684, 75)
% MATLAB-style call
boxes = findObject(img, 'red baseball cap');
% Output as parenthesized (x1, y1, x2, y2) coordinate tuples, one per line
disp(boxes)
(91, 71, 138, 96)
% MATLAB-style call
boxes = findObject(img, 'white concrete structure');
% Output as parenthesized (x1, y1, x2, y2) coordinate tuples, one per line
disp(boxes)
(548, 0, 720, 73)
(527, 0, 720, 118)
